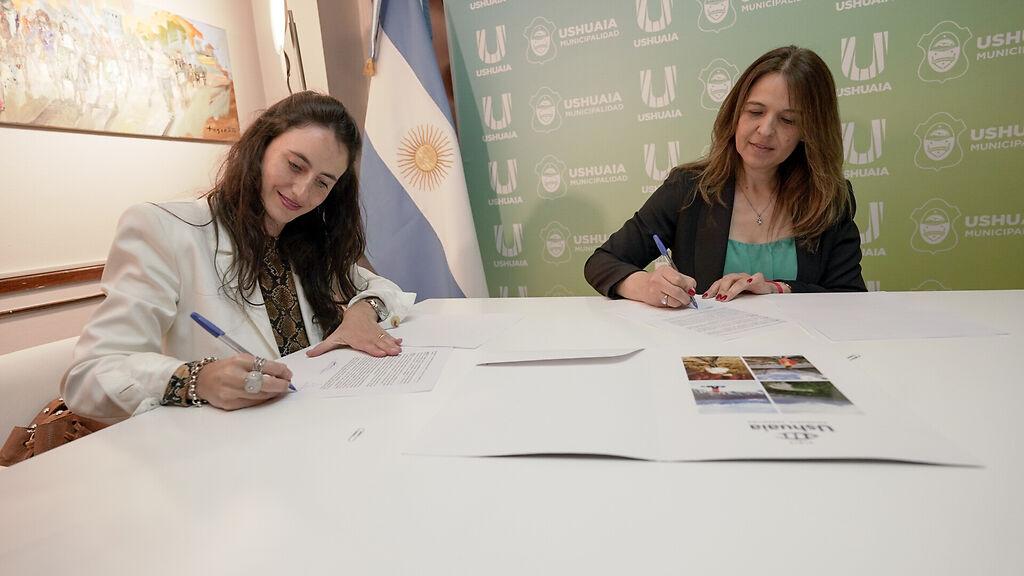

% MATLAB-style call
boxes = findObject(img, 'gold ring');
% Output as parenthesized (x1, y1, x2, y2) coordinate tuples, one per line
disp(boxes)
(377, 333, 386, 340)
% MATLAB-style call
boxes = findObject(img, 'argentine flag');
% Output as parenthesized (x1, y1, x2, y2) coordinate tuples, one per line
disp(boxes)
(360, 0, 487, 300)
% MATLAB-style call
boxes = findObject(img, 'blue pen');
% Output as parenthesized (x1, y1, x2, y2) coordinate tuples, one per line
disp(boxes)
(652, 234, 698, 309)
(190, 312, 296, 391)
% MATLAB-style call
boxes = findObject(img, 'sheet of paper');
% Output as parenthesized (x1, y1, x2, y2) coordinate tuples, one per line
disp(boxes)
(408, 346, 977, 466)
(387, 313, 523, 348)
(476, 347, 642, 365)
(772, 292, 1007, 341)
(603, 298, 784, 340)
(657, 305, 784, 339)
(408, 351, 661, 460)
(280, 346, 451, 397)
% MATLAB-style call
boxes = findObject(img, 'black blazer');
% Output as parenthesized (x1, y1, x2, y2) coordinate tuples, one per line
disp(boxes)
(584, 172, 867, 295)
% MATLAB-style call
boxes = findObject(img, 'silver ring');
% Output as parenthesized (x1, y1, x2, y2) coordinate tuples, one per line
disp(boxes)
(244, 371, 263, 394)
(660, 294, 668, 306)
(252, 356, 266, 373)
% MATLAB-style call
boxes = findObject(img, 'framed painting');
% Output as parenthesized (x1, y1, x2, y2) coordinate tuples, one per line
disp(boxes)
(0, 0, 239, 141)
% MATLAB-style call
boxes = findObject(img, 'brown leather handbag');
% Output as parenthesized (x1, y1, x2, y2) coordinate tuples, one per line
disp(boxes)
(0, 398, 109, 466)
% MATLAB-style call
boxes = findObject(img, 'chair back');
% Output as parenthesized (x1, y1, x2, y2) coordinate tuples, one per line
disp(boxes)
(0, 337, 77, 440)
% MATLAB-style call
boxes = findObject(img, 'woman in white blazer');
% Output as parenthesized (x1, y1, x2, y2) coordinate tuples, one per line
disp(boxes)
(63, 92, 415, 422)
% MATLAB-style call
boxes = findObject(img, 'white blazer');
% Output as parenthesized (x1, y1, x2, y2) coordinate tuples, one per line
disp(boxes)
(63, 200, 415, 422)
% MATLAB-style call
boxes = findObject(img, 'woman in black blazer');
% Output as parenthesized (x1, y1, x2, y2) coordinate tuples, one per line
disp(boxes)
(585, 46, 866, 308)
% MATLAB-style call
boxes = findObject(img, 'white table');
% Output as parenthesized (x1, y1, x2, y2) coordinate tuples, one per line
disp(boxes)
(1, 292, 1021, 576)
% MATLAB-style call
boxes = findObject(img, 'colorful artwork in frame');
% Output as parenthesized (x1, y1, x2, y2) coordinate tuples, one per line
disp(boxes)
(0, 0, 239, 141)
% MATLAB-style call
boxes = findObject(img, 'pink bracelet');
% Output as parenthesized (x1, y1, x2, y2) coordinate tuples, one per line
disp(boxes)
(769, 281, 785, 294)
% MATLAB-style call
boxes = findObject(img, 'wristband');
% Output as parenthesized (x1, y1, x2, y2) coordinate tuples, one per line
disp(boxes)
(769, 281, 785, 294)
(187, 357, 218, 407)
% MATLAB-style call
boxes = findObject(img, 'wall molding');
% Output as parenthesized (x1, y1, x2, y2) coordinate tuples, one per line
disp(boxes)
(0, 265, 104, 295)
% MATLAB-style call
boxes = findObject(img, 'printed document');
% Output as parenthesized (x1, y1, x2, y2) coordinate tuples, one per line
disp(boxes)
(281, 346, 451, 397)
(604, 298, 784, 340)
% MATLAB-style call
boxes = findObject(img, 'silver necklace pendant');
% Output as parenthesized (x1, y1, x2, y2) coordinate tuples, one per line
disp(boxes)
(740, 184, 772, 227)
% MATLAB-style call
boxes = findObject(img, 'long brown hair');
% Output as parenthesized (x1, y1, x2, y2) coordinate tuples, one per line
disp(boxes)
(675, 46, 847, 248)
(207, 91, 364, 335)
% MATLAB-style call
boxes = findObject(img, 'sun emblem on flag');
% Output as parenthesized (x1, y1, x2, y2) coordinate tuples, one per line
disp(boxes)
(397, 124, 454, 190)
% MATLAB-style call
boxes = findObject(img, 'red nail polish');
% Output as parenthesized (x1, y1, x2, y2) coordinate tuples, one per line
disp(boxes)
(687, 288, 696, 296)
(702, 292, 708, 298)
(747, 278, 753, 283)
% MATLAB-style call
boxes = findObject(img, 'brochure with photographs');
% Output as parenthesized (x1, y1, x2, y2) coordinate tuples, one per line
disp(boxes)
(408, 348, 978, 466)
(685, 356, 855, 415)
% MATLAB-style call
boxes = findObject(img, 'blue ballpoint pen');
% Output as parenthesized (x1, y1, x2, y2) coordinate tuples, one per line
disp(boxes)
(652, 234, 698, 309)
(190, 312, 296, 391)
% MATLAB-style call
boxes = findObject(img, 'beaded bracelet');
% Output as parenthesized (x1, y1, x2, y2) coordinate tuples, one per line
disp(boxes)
(187, 357, 218, 407)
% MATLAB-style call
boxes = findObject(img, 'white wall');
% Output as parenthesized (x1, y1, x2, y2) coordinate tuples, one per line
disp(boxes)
(0, 0, 268, 278)
(0, 0, 273, 354)
(251, 0, 331, 104)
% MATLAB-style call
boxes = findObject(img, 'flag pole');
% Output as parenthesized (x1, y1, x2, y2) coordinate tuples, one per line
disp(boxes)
(364, 0, 383, 76)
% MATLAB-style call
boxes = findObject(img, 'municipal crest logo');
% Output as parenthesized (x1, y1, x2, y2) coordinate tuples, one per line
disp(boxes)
(636, 0, 674, 33)
(917, 21, 972, 83)
(529, 87, 563, 133)
(698, 58, 738, 109)
(396, 125, 453, 191)
(841, 31, 889, 81)
(481, 93, 512, 131)
(494, 223, 524, 257)
(489, 159, 518, 195)
(540, 221, 573, 264)
(643, 141, 680, 181)
(476, 25, 507, 64)
(910, 198, 961, 254)
(842, 119, 886, 165)
(535, 155, 568, 199)
(914, 112, 966, 170)
(695, 0, 735, 33)
(524, 17, 557, 64)
(546, 284, 575, 297)
(640, 65, 678, 109)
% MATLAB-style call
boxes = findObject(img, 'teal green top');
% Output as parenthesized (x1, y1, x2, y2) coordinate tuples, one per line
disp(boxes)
(722, 237, 798, 280)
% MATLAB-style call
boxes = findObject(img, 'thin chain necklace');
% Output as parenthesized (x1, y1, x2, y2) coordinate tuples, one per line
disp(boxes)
(739, 183, 776, 226)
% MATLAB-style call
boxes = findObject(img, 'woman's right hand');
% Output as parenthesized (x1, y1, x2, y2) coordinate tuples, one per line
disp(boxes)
(616, 268, 697, 308)
(196, 355, 293, 411)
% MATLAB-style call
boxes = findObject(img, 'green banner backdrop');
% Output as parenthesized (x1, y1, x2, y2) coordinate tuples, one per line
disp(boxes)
(445, 0, 1024, 297)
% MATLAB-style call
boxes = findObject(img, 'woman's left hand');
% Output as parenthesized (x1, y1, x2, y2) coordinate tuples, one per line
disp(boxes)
(703, 272, 785, 302)
(306, 300, 403, 358)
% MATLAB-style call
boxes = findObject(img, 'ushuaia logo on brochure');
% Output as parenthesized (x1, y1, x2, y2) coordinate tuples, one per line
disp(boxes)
(749, 421, 837, 444)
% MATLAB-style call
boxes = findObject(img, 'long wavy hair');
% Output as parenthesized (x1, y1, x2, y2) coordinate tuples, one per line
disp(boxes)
(206, 91, 364, 336)
(674, 46, 848, 249)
